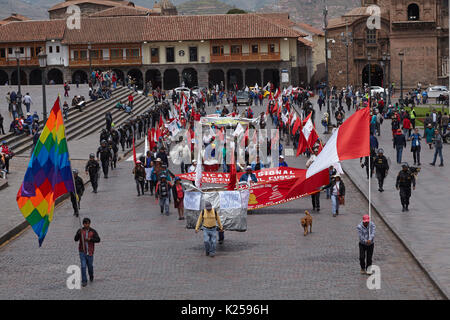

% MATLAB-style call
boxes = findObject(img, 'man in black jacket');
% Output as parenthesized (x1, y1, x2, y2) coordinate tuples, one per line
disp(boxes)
(396, 163, 416, 212)
(70, 169, 85, 217)
(85, 153, 100, 193)
(373, 148, 389, 192)
(96, 140, 112, 178)
(393, 129, 407, 164)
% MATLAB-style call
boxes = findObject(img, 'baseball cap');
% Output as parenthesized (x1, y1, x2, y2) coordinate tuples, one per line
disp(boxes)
(246, 166, 252, 170)
(363, 215, 370, 223)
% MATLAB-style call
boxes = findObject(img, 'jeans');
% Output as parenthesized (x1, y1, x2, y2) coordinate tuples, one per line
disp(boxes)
(331, 194, 339, 215)
(396, 146, 403, 163)
(159, 197, 170, 215)
(79, 252, 94, 283)
(412, 146, 421, 164)
(25, 103, 30, 113)
(203, 227, 217, 256)
(135, 179, 144, 195)
(432, 147, 443, 165)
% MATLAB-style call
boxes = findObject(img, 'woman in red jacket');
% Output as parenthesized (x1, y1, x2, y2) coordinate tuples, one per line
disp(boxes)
(402, 116, 411, 138)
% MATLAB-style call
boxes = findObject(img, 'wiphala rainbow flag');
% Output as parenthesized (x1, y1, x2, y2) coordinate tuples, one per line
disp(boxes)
(16, 97, 75, 246)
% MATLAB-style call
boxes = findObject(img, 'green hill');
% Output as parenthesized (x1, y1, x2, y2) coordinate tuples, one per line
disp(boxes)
(177, 0, 235, 15)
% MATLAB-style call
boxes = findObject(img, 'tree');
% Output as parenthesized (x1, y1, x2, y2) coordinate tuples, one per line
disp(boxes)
(226, 8, 247, 14)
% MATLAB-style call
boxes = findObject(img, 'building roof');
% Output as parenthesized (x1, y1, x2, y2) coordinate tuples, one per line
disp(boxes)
(142, 14, 303, 41)
(327, 17, 347, 29)
(62, 16, 147, 44)
(89, 5, 152, 17)
(297, 37, 315, 48)
(49, 0, 133, 12)
(2, 13, 31, 22)
(343, 7, 370, 17)
(0, 19, 66, 43)
(294, 22, 324, 36)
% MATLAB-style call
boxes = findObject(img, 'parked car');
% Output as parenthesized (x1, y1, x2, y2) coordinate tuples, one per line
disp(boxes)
(174, 87, 191, 98)
(235, 91, 251, 106)
(426, 86, 449, 98)
(369, 86, 389, 96)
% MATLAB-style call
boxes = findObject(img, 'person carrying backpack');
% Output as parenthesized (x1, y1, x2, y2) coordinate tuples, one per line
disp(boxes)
(195, 201, 223, 258)
(155, 175, 172, 215)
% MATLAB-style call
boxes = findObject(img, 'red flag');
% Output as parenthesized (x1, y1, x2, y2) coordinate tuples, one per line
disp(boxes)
(159, 114, 164, 129)
(132, 136, 137, 164)
(292, 117, 301, 135)
(227, 153, 236, 191)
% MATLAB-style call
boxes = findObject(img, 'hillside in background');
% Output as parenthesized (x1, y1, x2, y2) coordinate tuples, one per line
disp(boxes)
(177, 0, 234, 15)
(0, 0, 360, 27)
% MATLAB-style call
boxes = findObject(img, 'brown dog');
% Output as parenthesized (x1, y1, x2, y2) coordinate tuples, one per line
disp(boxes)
(300, 210, 312, 236)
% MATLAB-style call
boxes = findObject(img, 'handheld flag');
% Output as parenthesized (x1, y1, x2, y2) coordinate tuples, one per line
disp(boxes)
(16, 97, 74, 246)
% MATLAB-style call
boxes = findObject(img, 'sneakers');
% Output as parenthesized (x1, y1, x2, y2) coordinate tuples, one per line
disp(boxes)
(218, 240, 223, 245)
(430, 163, 435, 166)
(89, 276, 94, 282)
(439, 164, 444, 167)
(82, 282, 87, 287)
(360, 269, 366, 275)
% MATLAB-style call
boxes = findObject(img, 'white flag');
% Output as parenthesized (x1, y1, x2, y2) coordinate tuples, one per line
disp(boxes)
(233, 123, 245, 137)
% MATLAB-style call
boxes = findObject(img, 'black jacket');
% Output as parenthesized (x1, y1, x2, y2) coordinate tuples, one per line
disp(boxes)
(393, 134, 406, 149)
(74, 175, 85, 196)
(85, 159, 100, 176)
(323, 178, 345, 196)
(373, 155, 389, 173)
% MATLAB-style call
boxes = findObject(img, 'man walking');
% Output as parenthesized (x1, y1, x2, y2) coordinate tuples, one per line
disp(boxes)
(96, 140, 112, 178)
(357, 215, 376, 275)
(430, 129, 444, 167)
(393, 129, 406, 164)
(396, 163, 416, 212)
(85, 153, 100, 193)
(373, 148, 389, 192)
(155, 175, 171, 215)
(23, 93, 32, 113)
(195, 201, 223, 258)
(133, 160, 146, 196)
(70, 169, 85, 217)
(74, 218, 101, 287)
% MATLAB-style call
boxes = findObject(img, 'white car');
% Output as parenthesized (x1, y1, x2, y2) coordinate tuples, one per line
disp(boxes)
(426, 86, 449, 98)
(369, 86, 389, 96)
(173, 87, 191, 98)
(190, 86, 203, 98)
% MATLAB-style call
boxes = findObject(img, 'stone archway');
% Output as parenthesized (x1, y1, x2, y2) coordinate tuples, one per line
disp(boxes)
(263, 69, 280, 89)
(47, 68, 64, 84)
(11, 70, 28, 85)
(245, 69, 261, 87)
(163, 69, 180, 90)
(0, 70, 8, 85)
(127, 69, 143, 89)
(208, 69, 224, 89)
(227, 69, 243, 90)
(72, 70, 88, 84)
(29, 69, 42, 85)
(362, 64, 383, 87)
(182, 68, 198, 88)
(145, 69, 162, 90)
(112, 69, 124, 83)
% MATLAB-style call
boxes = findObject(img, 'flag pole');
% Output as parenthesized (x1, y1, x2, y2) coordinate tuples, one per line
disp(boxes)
(58, 95, 86, 253)
(368, 111, 372, 238)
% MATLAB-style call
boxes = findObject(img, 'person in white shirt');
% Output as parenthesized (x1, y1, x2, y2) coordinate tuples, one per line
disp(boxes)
(23, 93, 32, 113)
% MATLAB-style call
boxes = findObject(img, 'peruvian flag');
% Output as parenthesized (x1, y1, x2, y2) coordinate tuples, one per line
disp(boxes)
(296, 112, 318, 155)
(306, 107, 370, 178)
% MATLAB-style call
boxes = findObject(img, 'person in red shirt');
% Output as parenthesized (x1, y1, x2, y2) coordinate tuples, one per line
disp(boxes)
(1, 141, 13, 173)
(74, 218, 100, 287)
(128, 93, 134, 107)
(402, 115, 412, 138)
(112, 74, 117, 89)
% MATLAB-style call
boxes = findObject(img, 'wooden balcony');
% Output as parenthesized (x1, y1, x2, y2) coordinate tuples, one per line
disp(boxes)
(0, 57, 39, 67)
(69, 56, 142, 67)
(210, 52, 281, 63)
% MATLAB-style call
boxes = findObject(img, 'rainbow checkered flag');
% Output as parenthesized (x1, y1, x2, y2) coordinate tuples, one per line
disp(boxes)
(16, 97, 75, 246)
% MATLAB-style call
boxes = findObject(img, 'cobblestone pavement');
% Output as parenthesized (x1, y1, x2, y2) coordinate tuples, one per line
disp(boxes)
(305, 98, 450, 297)
(0, 100, 444, 299)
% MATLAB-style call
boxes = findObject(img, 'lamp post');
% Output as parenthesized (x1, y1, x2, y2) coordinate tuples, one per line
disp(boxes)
(399, 51, 404, 105)
(381, 52, 387, 102)
(387, 53, 391, 105)
(367, 53, 372, 98)
(88, 42, 92, 84)
(38, 50, 48, 123)
(15, 48, 23, 115)
(341, 21, 352, 89)
(323, 2, 330, 114)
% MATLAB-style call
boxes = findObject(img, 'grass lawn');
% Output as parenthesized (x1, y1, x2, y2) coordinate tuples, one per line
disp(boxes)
(400, 105, 449, 127)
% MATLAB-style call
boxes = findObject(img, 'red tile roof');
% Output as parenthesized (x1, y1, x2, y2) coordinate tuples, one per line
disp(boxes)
(294, 22, 324, 36)
(89, 6, 152, 17)
(0, 20, 66, 43)
(298, 37, 315, 47)
(142, 14, 303, 41)
(48, 0, 131, 11)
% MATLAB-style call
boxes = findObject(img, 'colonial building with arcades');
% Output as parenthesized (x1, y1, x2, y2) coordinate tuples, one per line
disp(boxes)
(326, 0, 449, 90)
(0, 0, 320, 91)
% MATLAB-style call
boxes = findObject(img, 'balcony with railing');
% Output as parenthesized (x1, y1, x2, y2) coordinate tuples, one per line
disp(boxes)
(0, 56, 39, 66)
(69, 56, 142, 67)
(210, 52, 281, 63)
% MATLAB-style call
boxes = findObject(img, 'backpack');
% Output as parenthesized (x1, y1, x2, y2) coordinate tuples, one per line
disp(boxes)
(159, 182, 168, 198)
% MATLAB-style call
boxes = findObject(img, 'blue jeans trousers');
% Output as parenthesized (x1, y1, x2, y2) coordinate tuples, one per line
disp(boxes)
(331, 194, 339, 215)
(396, 147, 403, 163)
(203, 227, 217, 256)
(79, 252, 94, 284)
(432, 147, 443, 165)
(159, 197, 170, 215)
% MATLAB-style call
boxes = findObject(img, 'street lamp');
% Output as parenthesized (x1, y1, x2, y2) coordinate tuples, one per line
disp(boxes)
(88, 42, 92, 84)
(323, 2, 330, 114)
(399, 51, 404, 105)
(381, 52, 387, 102)
(15, 48, 22, 114)
(387, 53, 391, 105)
(38, 50, 48, 123)
(367, 53, 372, 97)
(341, 21, 352, 89)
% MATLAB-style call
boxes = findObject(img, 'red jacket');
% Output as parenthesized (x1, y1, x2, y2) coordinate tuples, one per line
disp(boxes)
(402, 118, 411, 129)
(74, 227, 100, 256)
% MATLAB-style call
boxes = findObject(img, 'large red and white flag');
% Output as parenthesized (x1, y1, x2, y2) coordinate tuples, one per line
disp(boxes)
(306, 107, 370, 178)
(296, 112, 318, 155)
